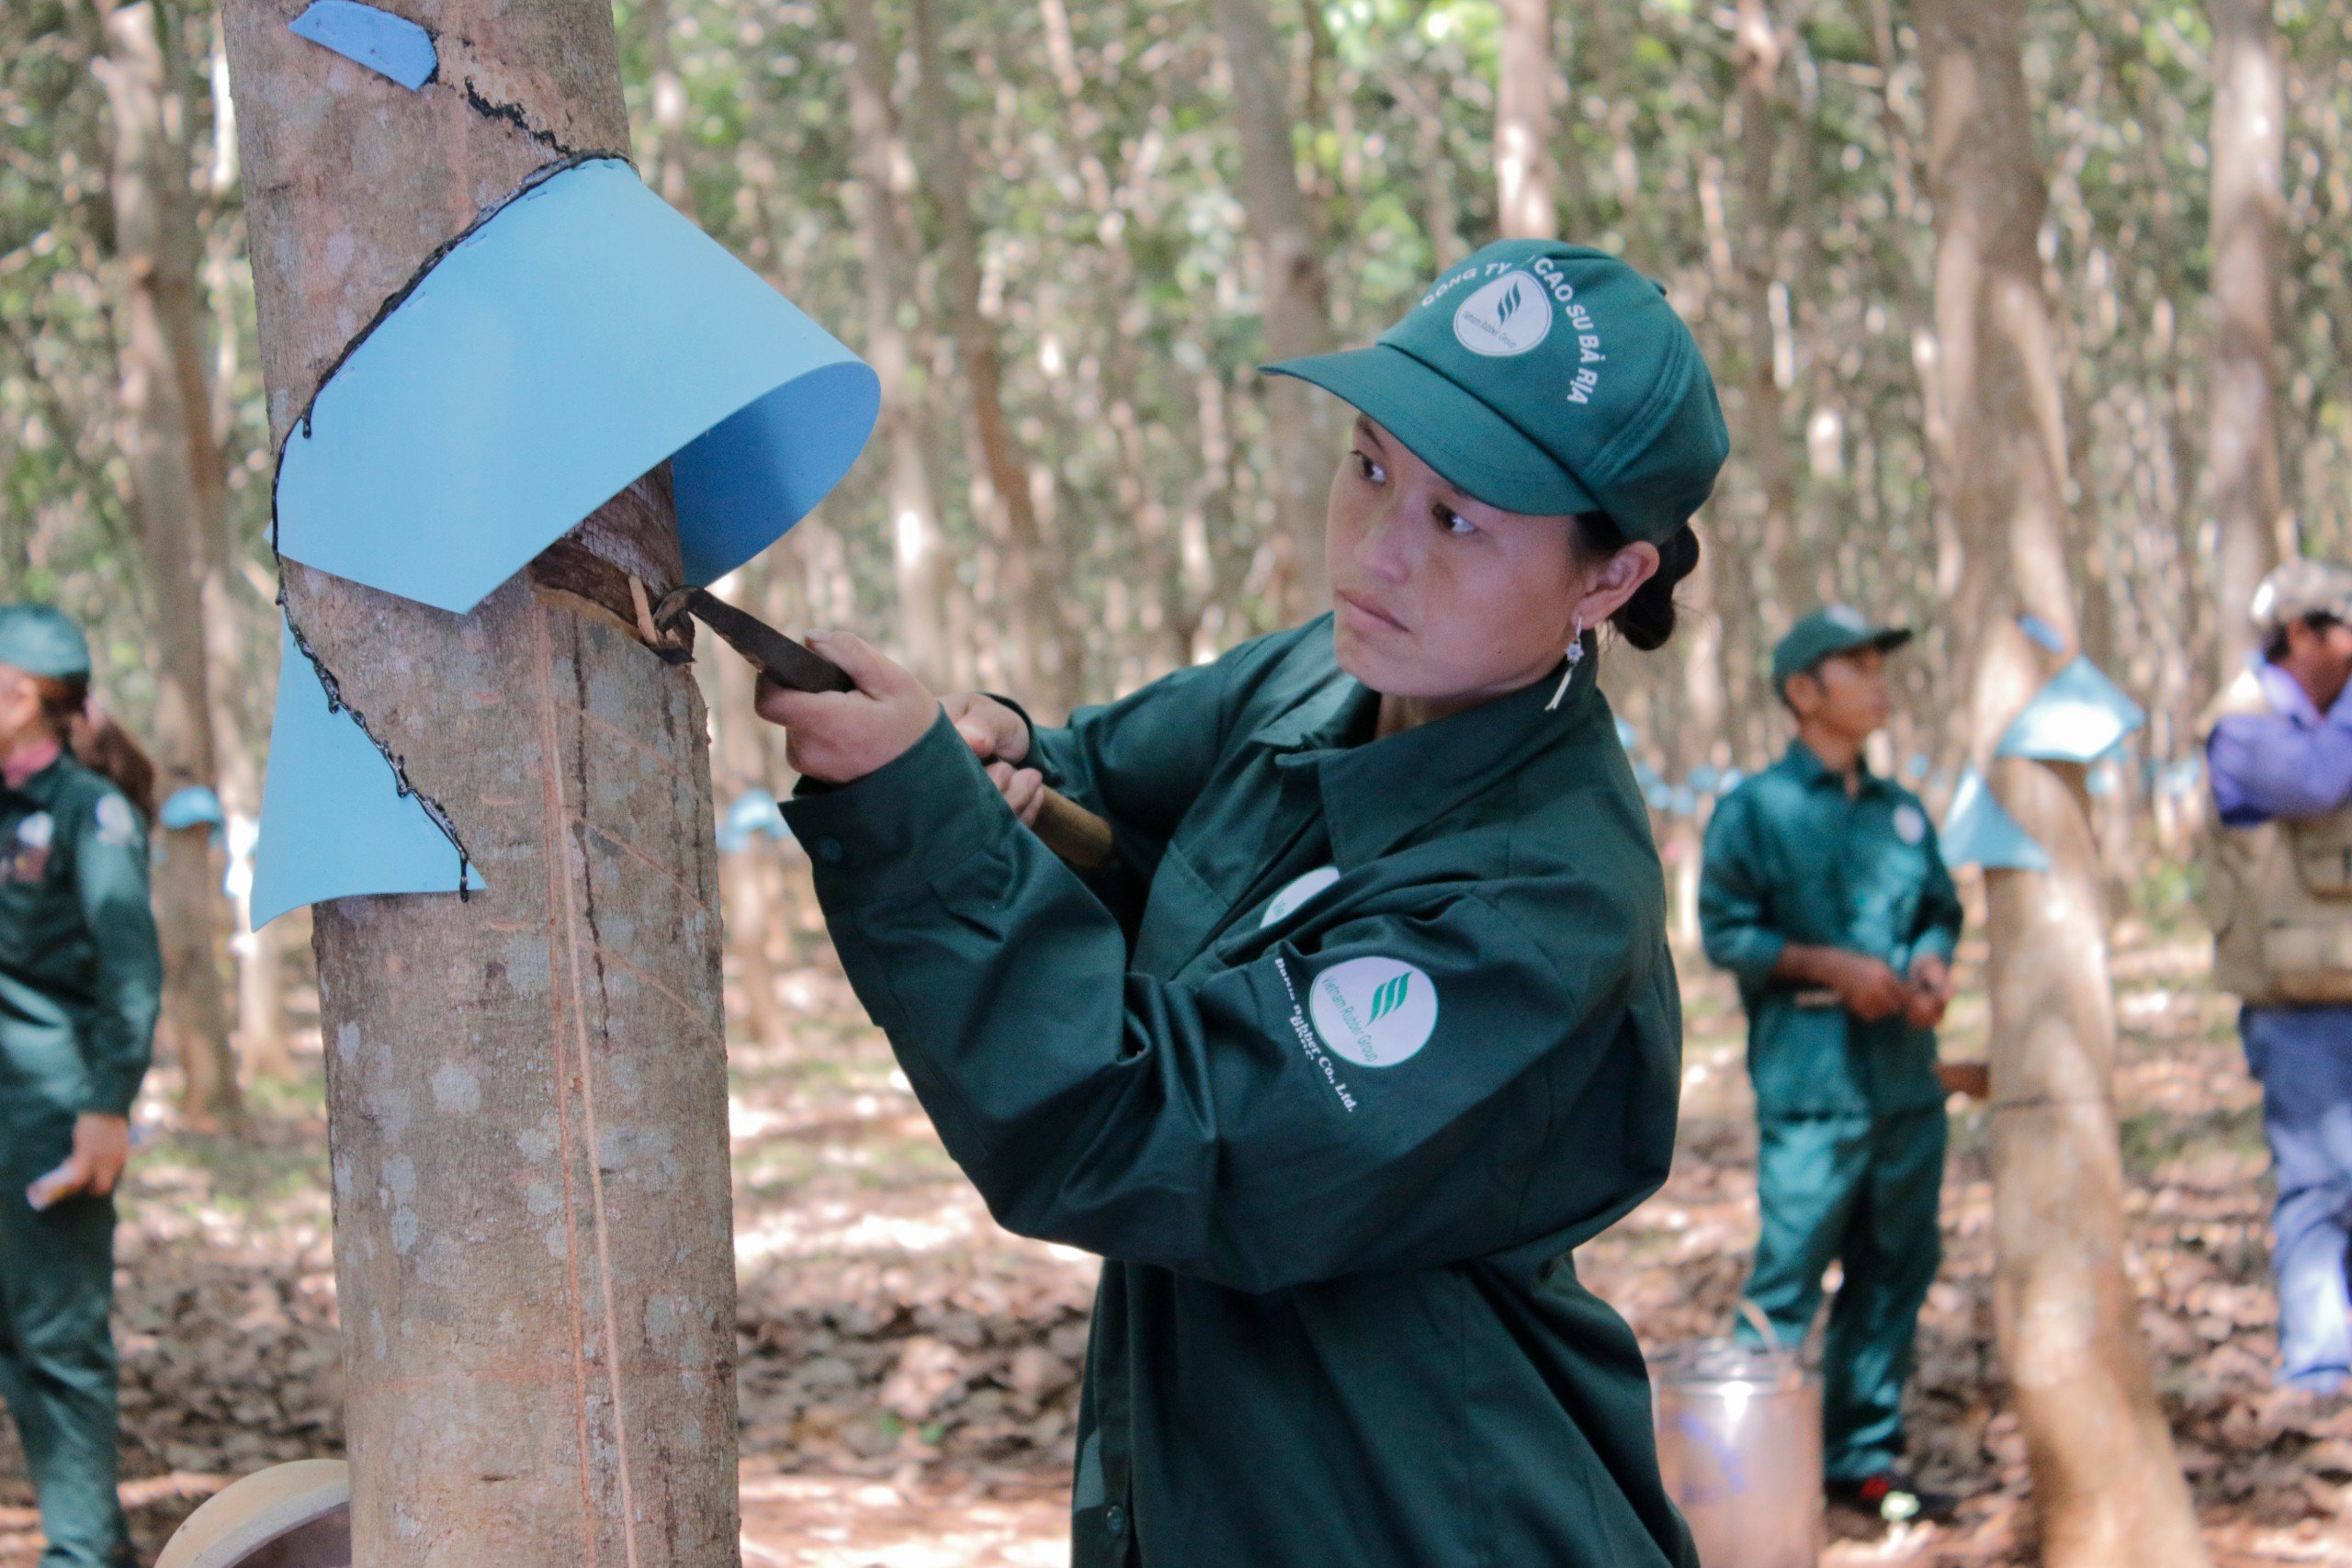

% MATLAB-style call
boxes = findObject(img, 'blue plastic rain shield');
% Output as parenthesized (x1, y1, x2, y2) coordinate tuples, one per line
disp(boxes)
(274, 157, 880, 614)
(1996, 655, 2146, 765)
(1939, 766, 2050, 873)
(251, 619, 482, 930)
(287, 0, 438, 90)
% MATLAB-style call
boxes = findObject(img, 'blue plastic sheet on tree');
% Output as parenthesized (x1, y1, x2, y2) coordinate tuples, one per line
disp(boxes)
(287, 0, 438, 90)
(1995, 655, 2145, 764)
(251, 619, 482, 930)
(715, 789, 788, 854)
(2017, 612, 2069, 655)
(158, 785, 225, 832)
(274, 156, 881, 614)
(1939, 766, 2051, 872)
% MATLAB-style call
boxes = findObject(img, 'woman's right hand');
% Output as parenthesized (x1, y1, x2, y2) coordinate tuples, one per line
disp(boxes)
(943, 694, 1046, 826)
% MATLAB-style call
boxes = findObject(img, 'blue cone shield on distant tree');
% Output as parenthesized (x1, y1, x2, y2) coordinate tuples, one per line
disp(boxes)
(1939, 766, 2050, 873)
(1996, 655, 2146, 765)
(273, 156, 881, 614)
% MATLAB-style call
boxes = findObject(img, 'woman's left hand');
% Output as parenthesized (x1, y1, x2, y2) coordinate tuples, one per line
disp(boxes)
(753, 631, 941, 784)
(27, 1112, 131, 1208)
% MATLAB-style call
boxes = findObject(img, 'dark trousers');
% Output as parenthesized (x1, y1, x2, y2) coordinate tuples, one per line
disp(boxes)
(2241, 1005, 2352, 1393)
(0, 1123, 128, 1568)
(1738, 1107, 1946, 1482)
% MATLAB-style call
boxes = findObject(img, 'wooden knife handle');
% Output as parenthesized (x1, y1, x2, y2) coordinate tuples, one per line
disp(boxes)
(1031, 785, 1116, 870)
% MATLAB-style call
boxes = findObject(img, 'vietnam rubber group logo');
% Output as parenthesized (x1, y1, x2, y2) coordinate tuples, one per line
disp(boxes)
(1309, 955, 1439, 1068)
(1453, 271, 1553, 357)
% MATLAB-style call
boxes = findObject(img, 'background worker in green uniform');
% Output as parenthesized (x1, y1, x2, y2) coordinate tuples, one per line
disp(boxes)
(756, 240, 1727, 1566)
(1699, 606, 1964, 1526)
(0, 604, 163, 1568)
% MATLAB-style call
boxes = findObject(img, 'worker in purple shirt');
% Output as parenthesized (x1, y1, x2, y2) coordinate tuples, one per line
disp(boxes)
(2200, 558, 2352, 1393)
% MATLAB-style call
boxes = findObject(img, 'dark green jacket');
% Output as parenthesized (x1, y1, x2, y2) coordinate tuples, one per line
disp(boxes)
(0, 751, 162, 1123)
(1698, 741, 1962, 1118)
(784, 619, 1694, 1568)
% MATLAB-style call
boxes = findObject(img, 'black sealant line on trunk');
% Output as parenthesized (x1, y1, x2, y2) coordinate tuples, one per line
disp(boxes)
(266, 143, 637, 897)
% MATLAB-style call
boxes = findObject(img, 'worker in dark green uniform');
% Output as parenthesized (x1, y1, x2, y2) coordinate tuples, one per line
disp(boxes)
(1699, 606, 1964, 1526)
(0, 604, 163, 1568)
(756, 239, 1728, 1566)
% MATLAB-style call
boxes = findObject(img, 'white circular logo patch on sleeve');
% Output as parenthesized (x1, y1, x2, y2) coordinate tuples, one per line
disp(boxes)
(1894, 804, 1928, 845)
(1453, 272, 1553, 356)
(95, 795, 139, 846)
(1309, 956, 1438, 1068)
(1261, 865, 1341, 928)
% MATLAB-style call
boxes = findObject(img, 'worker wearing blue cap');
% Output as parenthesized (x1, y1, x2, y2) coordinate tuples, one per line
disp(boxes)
(756, 239, 1729, 1565)
(1700, 606, 1964, 1526)
(0, 604, 161, 1568)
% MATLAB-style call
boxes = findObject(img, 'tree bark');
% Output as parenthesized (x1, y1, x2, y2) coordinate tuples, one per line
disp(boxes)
(220, 3, 740, 1562)
(1733, 0, 1804, 630)
(1494, 0, 1558, 240)
(905, 0, 1050, 697)
(93, 0, 245, 1130)
(842, 0, 950, 689)
(2206, 0, 2285, 685)
(1914, 5, 2209, 1563)
(1210, 0, 1336, 621)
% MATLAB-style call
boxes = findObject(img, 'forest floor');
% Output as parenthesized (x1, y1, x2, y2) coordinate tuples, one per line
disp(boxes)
(1, 880, 2347, 1565)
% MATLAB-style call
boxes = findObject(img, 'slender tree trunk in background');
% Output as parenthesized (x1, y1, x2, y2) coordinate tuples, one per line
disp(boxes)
(1915, 6, 2209, 1564)
(701, 570, 786, 1051)
(1734, 0, 1803, 630)
(222, 1, 740, 1561)
(1210, 0, 1335, 622)
(1494, 0, 1558, 240)
(635, 0, 691, 210)
(94, 0, 245, 1131)
(907, 0, 1050, 700)
(842, 0, 949, 688)
(2207, 0, 2285, 685)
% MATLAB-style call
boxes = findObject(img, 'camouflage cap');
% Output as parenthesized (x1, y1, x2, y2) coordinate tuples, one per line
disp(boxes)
(2250, 558, 2352, 637)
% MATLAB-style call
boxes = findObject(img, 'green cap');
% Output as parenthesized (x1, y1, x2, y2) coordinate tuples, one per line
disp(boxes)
(0, 604, 90, 680)
(1262, 238, 1729, 543)
(1771, 605, 1912, 694)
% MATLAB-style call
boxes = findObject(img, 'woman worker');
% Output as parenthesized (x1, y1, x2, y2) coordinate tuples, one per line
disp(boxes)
(0, 604, 163, 1568)
(760, 240, 1728, 1566)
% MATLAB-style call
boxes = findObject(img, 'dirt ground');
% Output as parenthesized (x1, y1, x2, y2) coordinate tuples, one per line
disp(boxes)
(2, 875, 2348, 1565)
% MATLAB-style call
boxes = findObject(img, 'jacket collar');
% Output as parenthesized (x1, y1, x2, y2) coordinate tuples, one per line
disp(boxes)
(2257, 660, 2325, 726)
(1781, 738, 1879, 794)
(1250, 628, 1607, 871)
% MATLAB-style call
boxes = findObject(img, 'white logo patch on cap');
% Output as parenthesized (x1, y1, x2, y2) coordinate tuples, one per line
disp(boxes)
(1309, 956, 1438, 1068)
(1261, 865, 1341, 929)
(1894, 804, 1927, 845)
(1826, 604, 1870, 633)
(1453, 271, 1553, 357)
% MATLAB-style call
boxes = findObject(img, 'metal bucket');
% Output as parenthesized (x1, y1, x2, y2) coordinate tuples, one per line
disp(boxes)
(1652, 1307, 1822, 1568)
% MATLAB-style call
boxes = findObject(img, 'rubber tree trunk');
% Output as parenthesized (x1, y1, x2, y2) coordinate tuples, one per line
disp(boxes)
(1494, 0, 1558, 240)
(905, 0, 1053, 702)
(1733, 0, 1804, 633)
(219, 3, 740, 1562)
(2206, 0, 2286, 686)
(94, 0, 245, 1131)
(842, 0, 950, 690)
(1210, 0, 1335, 623)
(1914, 5, 2209, 1563)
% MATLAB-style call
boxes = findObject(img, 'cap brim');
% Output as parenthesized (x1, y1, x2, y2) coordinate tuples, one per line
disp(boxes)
(1262, 344, 1599, 517)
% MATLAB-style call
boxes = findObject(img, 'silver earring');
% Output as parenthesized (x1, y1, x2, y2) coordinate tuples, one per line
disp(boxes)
(1546, 618, 1585, 711)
